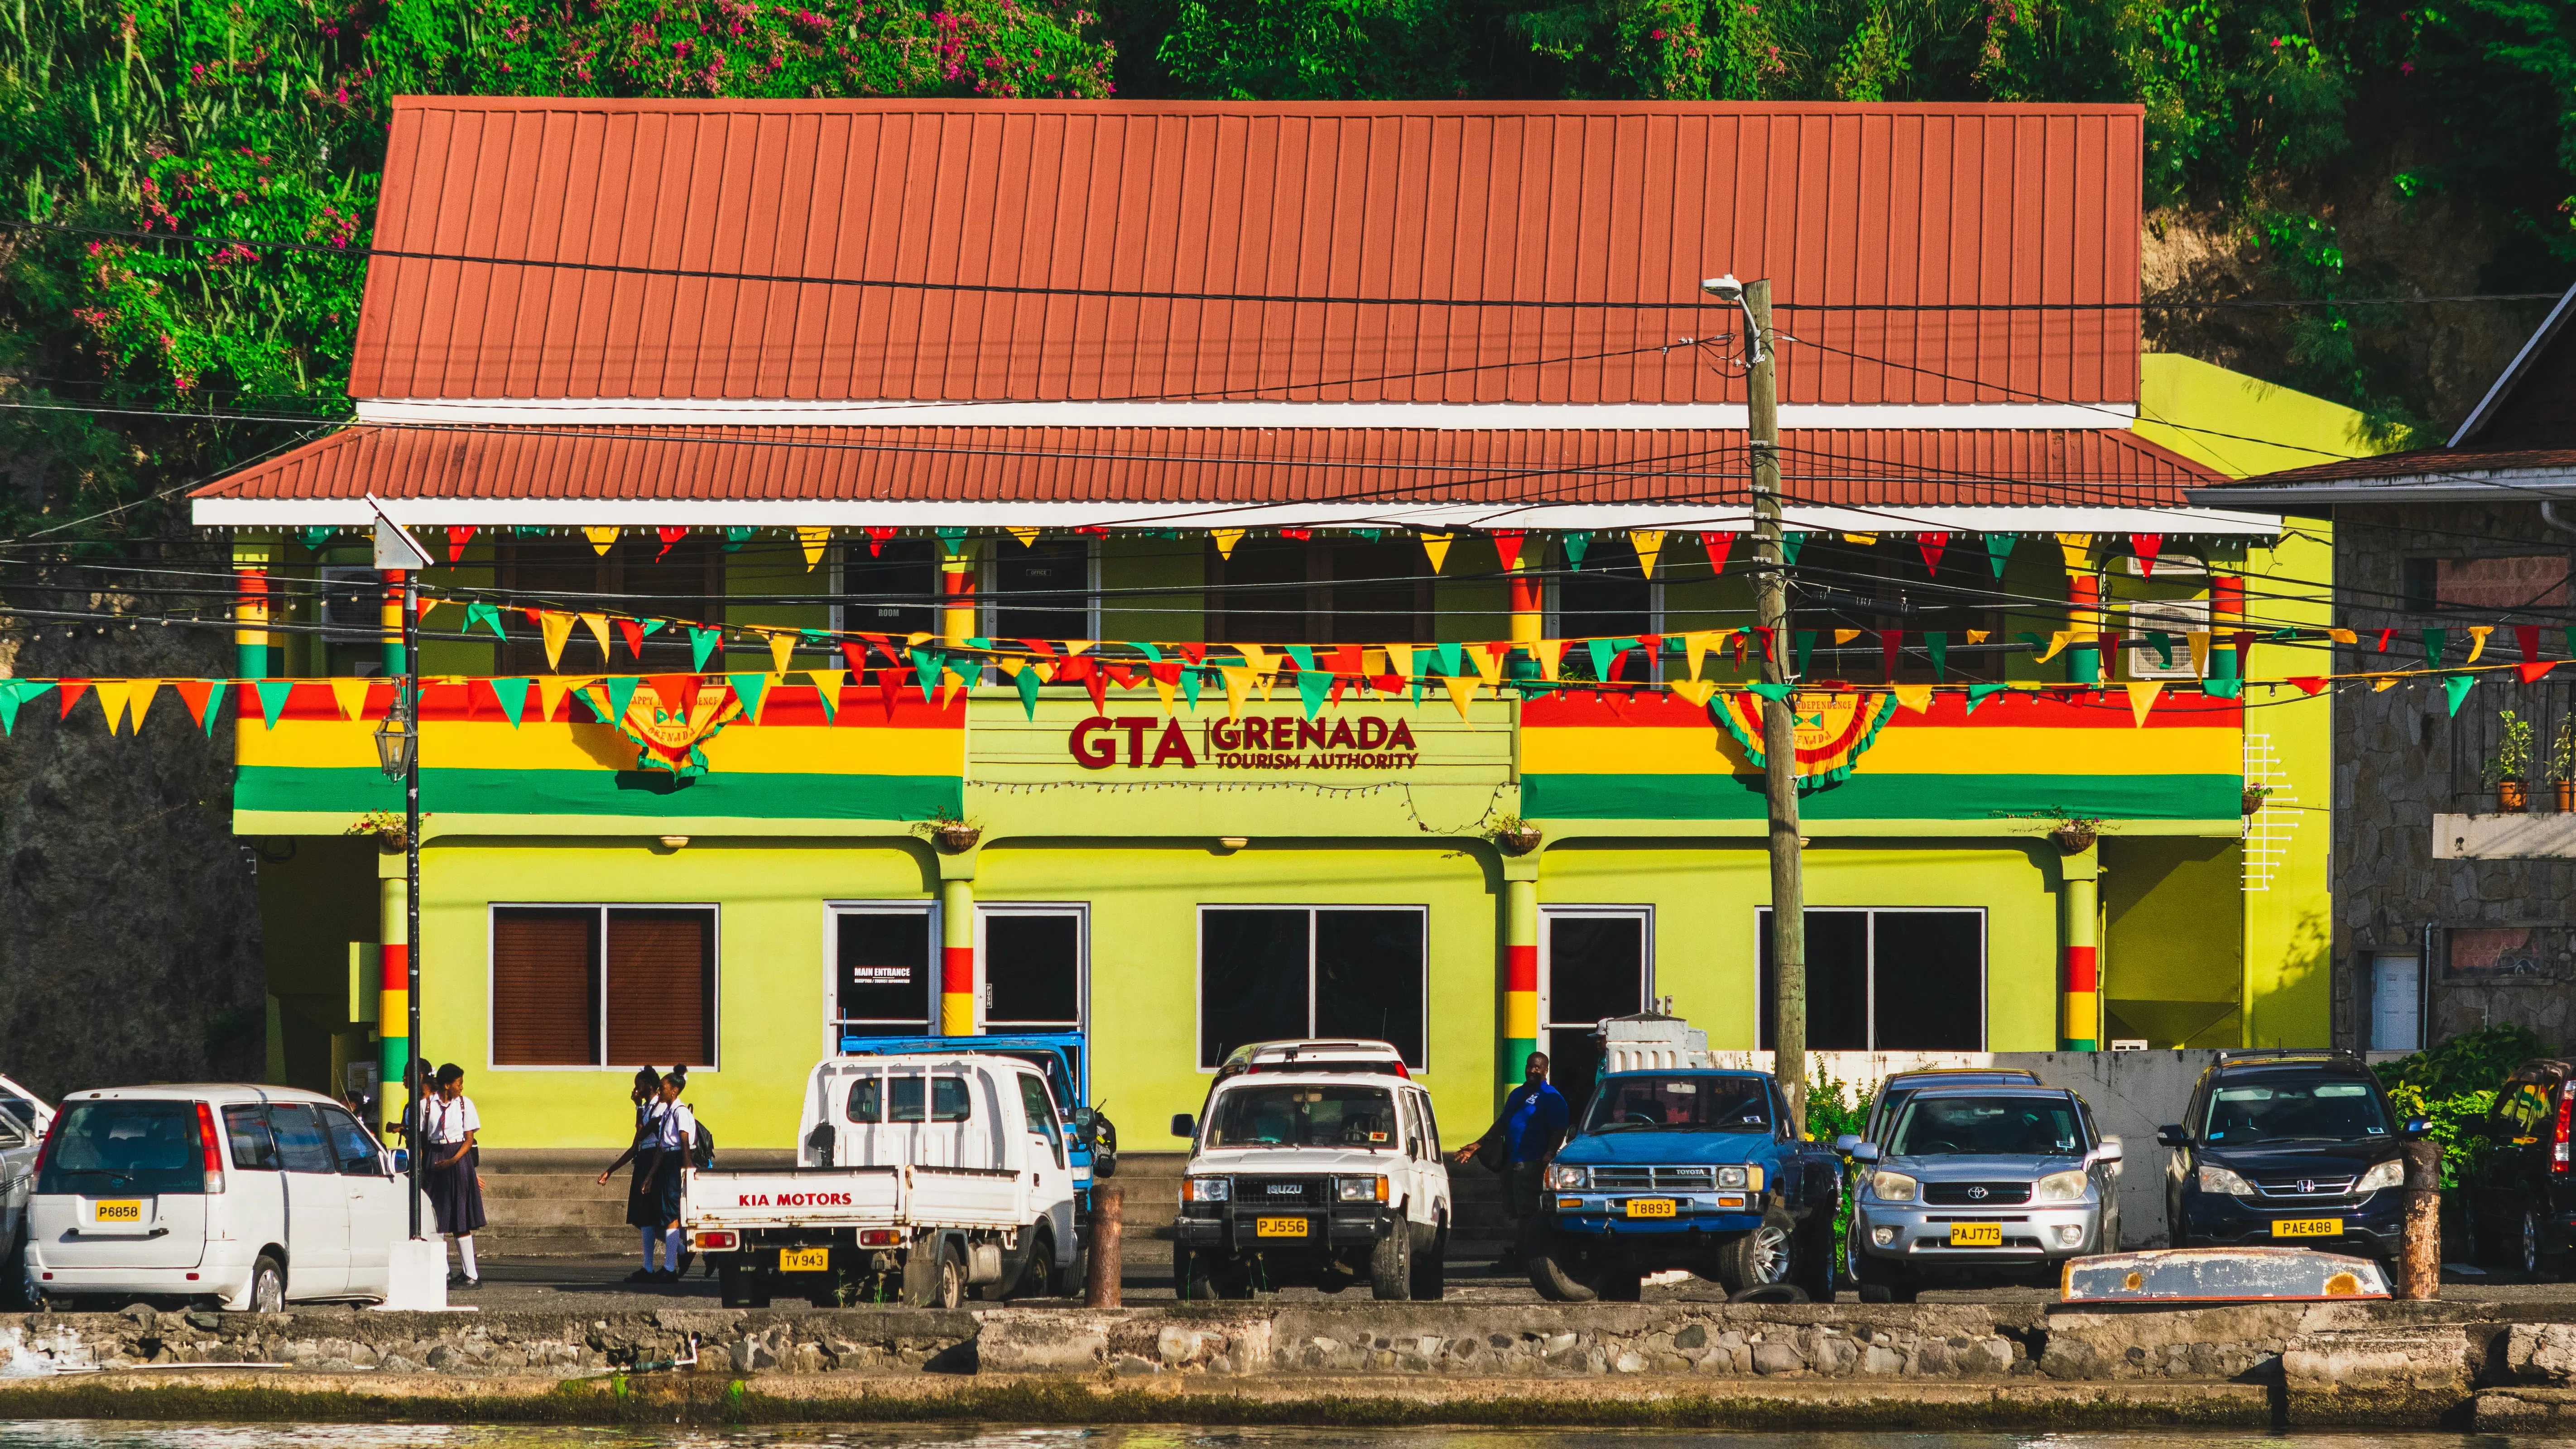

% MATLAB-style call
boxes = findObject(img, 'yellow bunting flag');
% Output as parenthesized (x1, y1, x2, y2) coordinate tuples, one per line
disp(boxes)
(1890, 682, 1934, 715)
(2186, 631, 2212, 677)
(1007, 527, 1039, 547)
(1832, 628, 1861, 647)
(1382, 643, 1413, 681)
(2467, 625, 2495, 663)
(1966, 629, 1990, 644)
(1421, 533, 1454, 574)
(91, 680, 131, 734)
(2127, 681, 2164, 727)
(329, 677, 373, 722)
(577, 612, 611, 658)
(1152, 673, 1178, 714)
(2055, 533, 2095, 573)
(583, 527, 619, 556)
(1535, 641, 1561, 683)
(537, 677, 577, 724)
(2374, 676, 2400, 692)
(539, 610, 576, 670)
(1668, 678, 1717, 708)
(2328, 628, 2358, 644)
(937, 675, 965, 709)
(1442, 674, 1479, 719)
(1685, 630, 1721, 681)
(798, 526, 830, 570)
(745, 675, 780, 724)
(1842, 532, 1879, 546)
(1211, 529, 1244, 561)
(768, 630, 796, 675)
(2033, 631, 2072, 663)
(1218, 666, 1253, 720)
(135, 679, 167, 729)
(1470, 645, 1503, 689)
(1629, 530, 1666, 579)
(1063, 639, 1094, 658)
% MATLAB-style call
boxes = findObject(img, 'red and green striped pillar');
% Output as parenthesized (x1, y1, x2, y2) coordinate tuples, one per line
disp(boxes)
(377, 855, 412, 1104)
(2058, 840, 2100, 1051)
(233, 541, 276, 679)
(2210, 572, 2245, 684)
(1502, 860, 1540, 1104)
(939, 873, 976, 1037)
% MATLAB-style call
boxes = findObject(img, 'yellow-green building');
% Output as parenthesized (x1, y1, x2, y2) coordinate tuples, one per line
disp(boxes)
(206, 96, 2349, 1150)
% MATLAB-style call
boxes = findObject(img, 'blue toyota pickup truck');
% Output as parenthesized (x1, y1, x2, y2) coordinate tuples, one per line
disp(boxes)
(1529, 1067, 1843, 1301)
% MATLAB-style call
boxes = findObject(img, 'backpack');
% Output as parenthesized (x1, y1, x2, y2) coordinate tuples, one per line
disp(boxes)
(690, 1118, 715, 1171)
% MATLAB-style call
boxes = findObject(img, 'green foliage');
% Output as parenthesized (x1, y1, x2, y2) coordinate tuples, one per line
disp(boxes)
(2376, 1023, 2554, 1188)
(1806, 1064, 1873, 1265)
(2485, 709, 2537, 786)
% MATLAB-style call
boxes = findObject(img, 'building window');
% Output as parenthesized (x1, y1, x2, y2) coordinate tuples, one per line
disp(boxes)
(1756, 907, 1983, 1050)
(490, 906, 716, 1068)
(1198, 906, 1426, 1068)
(1208, 537, 1430, 645)
(841, 538, 941, 638)
(1790, 537, 2003, 682)
(832, 906, 934, 1042)
(498, 538, 723, 674)
(980, 907, 1085, 1032)
(1540, 907, 1651, 1120)
(988, 541, 1096, 643)
(1552, 535, 1659, 682)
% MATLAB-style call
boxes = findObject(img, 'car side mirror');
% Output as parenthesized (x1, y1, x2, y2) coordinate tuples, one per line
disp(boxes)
(2155, 1124, 2189, 1149)
(1170, 1113, 1195, 1139)
(2093, 1136, 2124, 1164)
(2403, 1117, 2433, 1140)
(1849, 1142, 1881, 1164)
(1832, 1133, 1862, 1155)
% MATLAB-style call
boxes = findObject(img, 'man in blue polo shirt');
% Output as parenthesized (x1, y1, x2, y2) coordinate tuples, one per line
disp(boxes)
(1456, 1051, 1569, 1272)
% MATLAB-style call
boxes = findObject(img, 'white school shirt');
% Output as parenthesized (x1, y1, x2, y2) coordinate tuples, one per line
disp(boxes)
(654, 1100, 696, 1154)
(421, 1095, 480, 1146)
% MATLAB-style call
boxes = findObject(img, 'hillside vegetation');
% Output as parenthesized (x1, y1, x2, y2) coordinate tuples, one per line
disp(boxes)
(0, 0, 2570, 537)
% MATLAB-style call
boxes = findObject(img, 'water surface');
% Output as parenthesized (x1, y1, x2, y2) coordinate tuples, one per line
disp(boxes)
(0, 1427, 2550, 1449)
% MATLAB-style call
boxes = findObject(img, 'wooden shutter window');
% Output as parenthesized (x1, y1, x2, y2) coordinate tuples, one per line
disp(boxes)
(492, 909, 600, 1065)
(605, 909, 714, 1068)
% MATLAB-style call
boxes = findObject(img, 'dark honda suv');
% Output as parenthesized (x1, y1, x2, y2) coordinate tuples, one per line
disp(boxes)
(2158, 1050, 2428, 1271)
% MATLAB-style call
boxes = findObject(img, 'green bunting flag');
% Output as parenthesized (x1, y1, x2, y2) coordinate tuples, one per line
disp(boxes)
(2201, 677, 2242, 699)
(1584, 638, 1618, 682)
(1965, 681, 2009, 714)
(1793, 630, 1817, 678)
(1182, 666, 1203, 711)
(909, 648, 944, 701)
(1297, 667, 1332, 718)
(640, 619, 666, 636)
(722, 527, 756, 552)
(0, 679, 54, 734)
(689, 627, 721, 671)
(1285, 644, 1317, 674)
(1925, 632, 1949, 679)
(726, 672, 768, 724)
(603, 676, 642, 726)
(463, 601, 507, 640)
(1562, 531, 1593, 569)
(254, 679, 296, 729)
(1015, 665, 1043, 720)
(298, 526, 336, 551)
(2147, 631, 2176, 668)
(1131, 641, 1164, 663)
(1780, 531, 1808, 566)
(489, 677, 531, 727)
(2442, 672, 2477, 717)
(2422, 628, 2448, 668)
(1745, 682, 1792, 705)
(1984, 533, 2014, 578)
(1432, 641, 1464, 679)
(195, 680, 224, 735)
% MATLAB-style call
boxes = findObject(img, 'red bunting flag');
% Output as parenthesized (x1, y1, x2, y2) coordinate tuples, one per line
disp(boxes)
(655, 527, 687, 560)
(2129, 534, 2163, 576)
(1328, 645, 1364, 676)
(1490, 530, 1526, 572)
(864, 527, 897, 557)
(648, 674, 699, 720)
(1917, 532, 1949, 577)
(616, 618, 645, 658)
(1279, 528, 1312, 541)
(1174, 642, 1205, 665)
(1880, 629, 1904, 680)
(877, 668, 908, 720)
(445, 526, 476, 563)
(840, 641, 870, 676)
(1082, 667, 1107, 713)
(171, 679, 218, 728)
(58, 680, 89, 718)
(2520, 662, 2563, 684)
(2289, 677, 2329, 696)
(2372, 629, 2394, 653)
(1703, 532, 1735, 575)
(2518, 625, 2542, 663)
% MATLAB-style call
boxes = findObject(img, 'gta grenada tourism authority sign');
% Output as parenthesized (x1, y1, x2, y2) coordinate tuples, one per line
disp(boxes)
(1068, 712, 1422, 771)
(1712, 688, 1899, 790)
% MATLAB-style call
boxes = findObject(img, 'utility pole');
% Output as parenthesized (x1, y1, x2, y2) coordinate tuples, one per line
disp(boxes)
(1744, 278, 1808, 1137)
(402, 571, 423, 1238)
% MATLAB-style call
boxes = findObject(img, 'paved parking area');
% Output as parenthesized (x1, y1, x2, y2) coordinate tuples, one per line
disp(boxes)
(456, 1254, 2557, 1311)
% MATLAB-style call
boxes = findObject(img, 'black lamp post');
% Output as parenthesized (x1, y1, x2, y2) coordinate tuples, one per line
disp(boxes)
(369, 500, 429, 1241)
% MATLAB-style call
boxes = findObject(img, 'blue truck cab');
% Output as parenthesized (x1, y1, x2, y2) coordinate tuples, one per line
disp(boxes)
(833, 1034, 1117, 1208)
(1530, 1067, 1843, 1301)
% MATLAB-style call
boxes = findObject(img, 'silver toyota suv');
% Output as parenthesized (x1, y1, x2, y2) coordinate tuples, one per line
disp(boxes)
(1846, 1084, 2122, 1302)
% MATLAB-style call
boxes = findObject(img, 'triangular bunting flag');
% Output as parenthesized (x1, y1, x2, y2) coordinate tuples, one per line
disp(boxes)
(1843, 532, 1879, 546)
(798, 526, 831, 570)
(769, 631, 797, 676)
(1984, 533, 2014, 578)
(1684, 631, 1720, 682)
(583, 526, 619, 556)
(165, 679, 216, 734)
(1421, 532, 1453, 574)
(329, 677, 373, 722)
(2442, 672, 2476, 717)
(723, 527, 756, 552)
(1442, 674, 1478, 719)
(2290, 677, 2331, 696)
(537, 677, 575, 723)
(91, 680, 132, 734)
(1536, 641, 1562, 684)
(1586, 638, 1620, 683)
(2517, 625, 2542, 664)
(655, 526, 687, 560)
(1006, 527, 1039, 548)
(1382, 643, 1413, 682)
(1891, 682, 1935, 714)
(1211, 528, 1244, 561)
(489, 677, 532, 727)
(577, 613, 612, 659)
(254, 679, 296, 729)
(1702, 532, 1735, 575)
(1964, 681, 2008, 715)
(1925, 632, 1949, 679)
(646, 674, 698, 722)
(463, 601, 507, 640)
(2126, 681, 2163, 726)
(2422, 628, 2448, 668)
(602, 676, 642, 725)
(1218, 666, 1253, 720)
(2187, 631, 2212, 677)
(1745, 682, 1792, 705)
(728, 673, 772, 724)
(2202, 677, 2243, 699)
(2129, 534, 2162, 576)
(2055, 533, 2094, 574)
(1562, 532, 1592, 569)
(445, 525, 476, 563)
(1668, 678, 1717, 708)
(2466, 625, 2494, 664)
(1779, 531, 1807, 566)
(1918, 532, 1949, 576)
(1629, 530, 1665, 580)
(539, 611, 576, 670)
(1490, 531, 1525, 572)
(1793, 630, 1817, 678)
(616, 618, 645, 658)
(1014, 664, 1043, 719)
(690, 627, 721, 672)
(1298, 668, 1333, 718)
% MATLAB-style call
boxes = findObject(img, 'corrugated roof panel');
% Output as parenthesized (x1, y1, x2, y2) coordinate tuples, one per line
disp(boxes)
(349, 101, 2145, 407)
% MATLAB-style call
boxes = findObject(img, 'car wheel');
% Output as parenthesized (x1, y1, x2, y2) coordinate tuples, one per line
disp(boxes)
(1850, 1247, 1918, 1303)
(933, 1243, 966, 1310)
(246, 1253, 286, 1314)
(1714, 1210, 1795, 1294)
(1008, 1225, 1056, 1299)
(1369, 1223, 1412, 1300)
(2521, 1202, 2545, 1279)
(1408, 1217, 1446, 1301)
(1528, 1244, 1600, 1303)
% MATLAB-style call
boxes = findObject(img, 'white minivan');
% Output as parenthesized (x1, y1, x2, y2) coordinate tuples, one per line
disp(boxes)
(27, 1085, 404, 1311)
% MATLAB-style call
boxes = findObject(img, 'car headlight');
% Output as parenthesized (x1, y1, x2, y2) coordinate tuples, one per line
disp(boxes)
(1869, 1170, 1918, 1203)
(2035, 1169, 2089, 1203)
(2355, 1159, 2404, 1193)
(1336, 1175, 1387, 1203)
(1546, 1163, 1588, 1190)
(2196, 1164, 2255, 1197)
(1184, 1176, 1230, 1203)
(1716, 1166, 1749, 1189)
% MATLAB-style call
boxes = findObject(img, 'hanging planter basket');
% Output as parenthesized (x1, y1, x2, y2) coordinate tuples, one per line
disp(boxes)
(1493, 825, 1543, 857)
(932, 823, 982, 854)
(2049, 821, 2098, 855)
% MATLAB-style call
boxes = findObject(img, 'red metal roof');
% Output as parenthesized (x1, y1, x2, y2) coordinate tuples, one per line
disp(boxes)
(192, 423, 2213, 513)
(352, 99, 2144, 407)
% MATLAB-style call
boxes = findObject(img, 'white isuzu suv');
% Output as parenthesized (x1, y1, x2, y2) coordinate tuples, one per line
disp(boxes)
(1168, 1057, 1451, 1300)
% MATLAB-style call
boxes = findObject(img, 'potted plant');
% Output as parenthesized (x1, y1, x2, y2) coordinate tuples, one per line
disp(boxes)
(2049, 818, 2100, 854)
(916, 813, 982, 854)
(346, 811, 409, 852)
(2240, 784, 2275, 816)
(1487, 814, 1543, 856)
(2550, 715, 2576, 812)
(2485, 710, 2535, 812)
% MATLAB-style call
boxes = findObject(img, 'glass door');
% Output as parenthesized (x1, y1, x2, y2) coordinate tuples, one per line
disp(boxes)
(831, 906, 934, 1048)
(1540, 908, 1651, 1121)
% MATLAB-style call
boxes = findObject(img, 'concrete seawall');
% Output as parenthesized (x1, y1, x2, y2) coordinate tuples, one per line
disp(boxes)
(14, 1299, 2576, 1429)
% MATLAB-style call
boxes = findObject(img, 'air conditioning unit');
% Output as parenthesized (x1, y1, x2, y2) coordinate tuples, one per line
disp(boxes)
(2123, 552, 2207, 578)
(2126, 598, 2210, 680)
(317, 565, 385, 642)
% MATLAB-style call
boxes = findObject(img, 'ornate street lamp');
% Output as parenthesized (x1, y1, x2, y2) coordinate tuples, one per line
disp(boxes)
(372, 697, 416, 778)
(368, 496, 432, 1239)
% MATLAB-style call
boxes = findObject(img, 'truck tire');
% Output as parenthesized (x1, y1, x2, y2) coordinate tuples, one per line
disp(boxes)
(901, 1236, 943, 1307)
(1369, 1224, 1412, 1300)
(719, 1264, 770, 1309)
(933, 1242, 966, 1309)
(1005, 1223, 1056, 1299)
(1408, 1217, 1446, 1300)
(1713, 1209, 1795, 1295)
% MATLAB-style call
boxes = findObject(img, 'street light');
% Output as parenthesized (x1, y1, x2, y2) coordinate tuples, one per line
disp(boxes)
(367, 495, 432, 1240)
(372, 701, 415, 777)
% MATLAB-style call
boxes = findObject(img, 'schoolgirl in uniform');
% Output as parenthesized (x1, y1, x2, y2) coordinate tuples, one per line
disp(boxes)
(421, 1062, 488, 1289)
(597, 1065, 668, 1281)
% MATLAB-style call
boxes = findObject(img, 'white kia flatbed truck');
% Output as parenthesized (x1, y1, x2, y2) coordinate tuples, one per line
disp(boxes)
(684, 1052, 1080, 1308)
